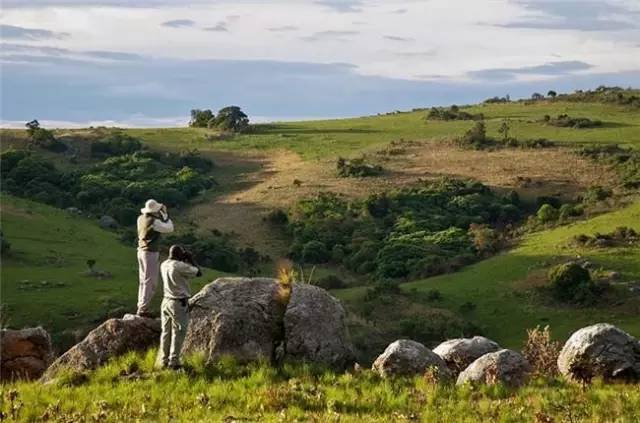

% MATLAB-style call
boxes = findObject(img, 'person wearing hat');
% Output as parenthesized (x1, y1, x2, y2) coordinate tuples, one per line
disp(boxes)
(137, 199, 174, 317)
(157, 244, 201, 370)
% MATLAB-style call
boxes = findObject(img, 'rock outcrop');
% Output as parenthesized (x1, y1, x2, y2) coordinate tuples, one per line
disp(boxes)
(557, 323, 640, 383)
(457, 349, 531, 387)
(42, 315, 160, 380)
(184, 278, 285, 363)
(1, 327, 53, 381)
(372, 339, 451, 378)
(183, 278, 355, 369)
(284, 283, 355, 369)
(433, 336, 500, 374)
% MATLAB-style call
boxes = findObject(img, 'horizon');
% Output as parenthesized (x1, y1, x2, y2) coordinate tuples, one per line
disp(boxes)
(1, 0, 640, 125)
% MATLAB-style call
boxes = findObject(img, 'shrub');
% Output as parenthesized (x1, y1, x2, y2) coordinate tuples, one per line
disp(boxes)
(558, 204, 582, 221)
(91, 133, 143, 157)
(579, 144, 640, 189)
(0, 231, 10, 256)
(265, 209, 288, 225)
(582, 185, 611, 204)
(336, 157, 383, 177)
(301, 240, 329, 263)
(548, 263, 599, 304)
(164, 232, 241, 272)
(468, 223, 501, 256)
(426, 106, 483, 121)
(522, 326, 561, 378)
(456, 121, 493, 149)
(536, 204, 558, 223)
(544, 114, 602, 128)
(314, 275, 346, 290)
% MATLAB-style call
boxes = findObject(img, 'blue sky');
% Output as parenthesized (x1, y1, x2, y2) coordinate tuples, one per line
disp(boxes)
(1, 0, 639, 127)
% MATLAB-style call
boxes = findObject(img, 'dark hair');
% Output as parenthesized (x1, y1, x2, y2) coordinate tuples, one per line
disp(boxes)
(169, 244, 186, 261)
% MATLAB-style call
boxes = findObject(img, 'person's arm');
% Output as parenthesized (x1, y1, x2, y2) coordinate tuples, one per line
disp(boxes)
(153, 217, 174, 233)
(174, 260, 199, 276)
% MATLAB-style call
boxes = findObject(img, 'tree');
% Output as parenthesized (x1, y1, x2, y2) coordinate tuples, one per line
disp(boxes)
(210, 106, 249, 133)
(498, 118, 511, 142)
(189, 109, 215, 128)
(25, 119, 40, 135)
(547, 90, 557, 98)
(531, 92, 544, 100)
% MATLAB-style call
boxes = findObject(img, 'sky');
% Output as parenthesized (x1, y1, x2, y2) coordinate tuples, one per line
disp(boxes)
(1, 0, 639, 127)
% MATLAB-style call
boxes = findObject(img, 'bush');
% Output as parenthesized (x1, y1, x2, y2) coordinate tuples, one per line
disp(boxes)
(164, 232, 241, 272)
(265, 209, 288, 225)
(522, 326, 561, 378)
(579, 144, 640, 189)
(336, 157, 383, 177)
(0, 231, 10, 256)
(456, 121, 493, 149)
(301, 240, 329, 263)
(544, 114, 602, 128)
(558, 204, 582, 221)
(91, 133, 143, 157)
(582, 185, 611, 204)
(548, 263, 599, 304)
(314, 275, 346, 290)
(426, 106, 483, 121)
(536, 204, 558, 223)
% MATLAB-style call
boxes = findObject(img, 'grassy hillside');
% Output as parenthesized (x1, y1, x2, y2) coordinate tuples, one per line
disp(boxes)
(338, 201, 640, 348)
(0, 195, 222, 348)
(3, 350, 640, 422)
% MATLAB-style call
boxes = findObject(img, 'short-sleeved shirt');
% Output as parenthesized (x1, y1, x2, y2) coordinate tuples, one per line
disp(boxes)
(160, 259, 199, 299)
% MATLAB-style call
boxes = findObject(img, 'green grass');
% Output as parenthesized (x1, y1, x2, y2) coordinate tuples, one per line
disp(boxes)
(0, 195, 223, 347)
(120, 101, 640, 160)
(337, 201, 640, 348)
(3, 350, 639, 422)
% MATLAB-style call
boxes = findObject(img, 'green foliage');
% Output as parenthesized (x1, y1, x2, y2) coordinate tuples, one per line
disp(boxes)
(25, 120, 67, 152)
(548, 263, 601, 305)
(314, 274, 346, 290)
(164, 232, 244, 272)
(544, 114, 602, 128)
(426, 106, 483, 121)
(336, 157, 383, 177)
(551, 86, 640, 108)
(483, 95, 510, 103)
(579, 144, 640, 189)
(537, 204, 559, 223)
(90, 133, 143, 157)
(0, 149, 214, 225)
(582, 186, 611, 204)
(289, 179, 522, 279)
(0, 230, 10, 256)
(301, 240, 330, 263)
(456, 121, 493, 149)
(189, 109, 215, 127)
(210, 106, 250, 133)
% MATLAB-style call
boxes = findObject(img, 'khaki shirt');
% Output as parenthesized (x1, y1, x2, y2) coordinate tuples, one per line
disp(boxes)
(160, 259, 199, 299)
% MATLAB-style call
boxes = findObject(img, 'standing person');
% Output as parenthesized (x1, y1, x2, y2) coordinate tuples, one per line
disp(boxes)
(157, 245, 201, 370)
(137, 199, 174, 317)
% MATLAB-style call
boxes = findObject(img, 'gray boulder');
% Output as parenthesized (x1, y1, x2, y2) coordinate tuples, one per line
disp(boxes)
(99, 215, 118, 230)
(557, 323, 640, 383)
(284, 283, 355, 369)
(433, 336, 500, 374)
(42, 314, 160, 380)
(184, 278, 285, 363)
(372, 339, 451, 379)
(457, 349, 531, 387)
(1, 327, 53, 381)
(184, 278, 356, 369)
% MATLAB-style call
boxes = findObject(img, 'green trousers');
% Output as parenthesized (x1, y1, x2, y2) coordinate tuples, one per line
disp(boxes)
(157, 297, 189, 367)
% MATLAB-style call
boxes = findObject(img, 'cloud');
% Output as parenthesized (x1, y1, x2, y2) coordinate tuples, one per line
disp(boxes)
(391, 8, 407, 14)
(383, 35, 414, 42)
(0, 24, 69, 40)
(468, 60, 593, 80)
(2, 0, 211, 7)
(394, 50, 437, 58)
(161, 19, 195, 28)
(493, 0, 640, 31)
(0, 43, 144, 62)
(2, 50, 639, 126)
(268, 25, 299, 32)
(204, 22, 228, 32)
(301, 30, 359, 42)
(314, 0, 363, 13)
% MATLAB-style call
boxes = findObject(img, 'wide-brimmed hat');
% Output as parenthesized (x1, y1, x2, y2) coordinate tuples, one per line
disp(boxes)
(140, 199, 163, 214)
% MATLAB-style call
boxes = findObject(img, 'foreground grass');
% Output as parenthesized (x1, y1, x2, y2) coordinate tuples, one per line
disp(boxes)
(338, 201, 640, 348)
(3, 350, 640, 422)
(0, 195, 222, 348)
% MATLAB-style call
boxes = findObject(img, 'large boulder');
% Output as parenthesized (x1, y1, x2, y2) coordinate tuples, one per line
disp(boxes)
(184, 278, 285, 363)
(457, 349, 531, 387)
(99, 215, 118, 230)
(184, 278, 356, 369)
(372, 339, 451, 379)
(284, 283, 355, 369)
(42, 315, 160, 380)
(433, 336, 500, 375)
(1, 327, 53, 381)
(557, 323, 640, 383)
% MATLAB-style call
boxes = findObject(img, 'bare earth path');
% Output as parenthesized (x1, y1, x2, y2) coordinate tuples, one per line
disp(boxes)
(186, 142, 617, 256)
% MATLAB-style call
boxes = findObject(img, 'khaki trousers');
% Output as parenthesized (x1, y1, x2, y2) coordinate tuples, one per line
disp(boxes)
(158, 298, 190, 367)
(137, 249, 159, 314)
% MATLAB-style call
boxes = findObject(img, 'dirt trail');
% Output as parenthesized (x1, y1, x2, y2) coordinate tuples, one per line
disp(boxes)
(186, 142, 617, 256)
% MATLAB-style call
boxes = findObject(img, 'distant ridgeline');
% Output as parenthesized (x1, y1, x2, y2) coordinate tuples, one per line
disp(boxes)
(483, 86, 640, 107)
(286, 179, 523, 280)
(0, 132, 215, 226)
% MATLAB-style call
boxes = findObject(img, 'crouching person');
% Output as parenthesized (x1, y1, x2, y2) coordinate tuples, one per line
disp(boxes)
(157, 245, 201, 370)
